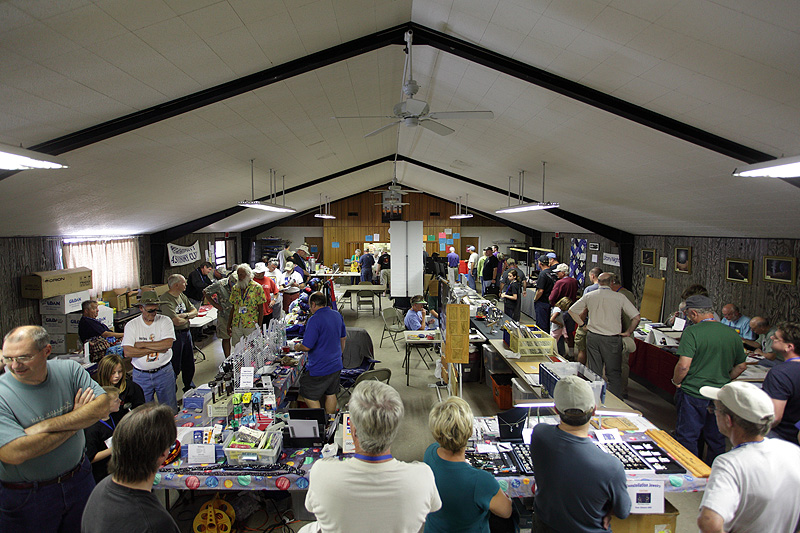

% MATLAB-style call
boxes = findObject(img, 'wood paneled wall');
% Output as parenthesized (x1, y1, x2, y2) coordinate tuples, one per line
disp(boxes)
(632, 236, 800, 324)
(319, 191, 469, 266)
(0, 237, 63, 337)
(544, 232, 800, 325)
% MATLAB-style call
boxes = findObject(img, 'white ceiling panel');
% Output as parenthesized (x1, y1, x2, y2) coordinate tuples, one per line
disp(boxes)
(0, 0, 798, 242)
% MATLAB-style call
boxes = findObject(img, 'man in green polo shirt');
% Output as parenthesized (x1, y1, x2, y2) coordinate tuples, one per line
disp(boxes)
(672, 295, 748, 465)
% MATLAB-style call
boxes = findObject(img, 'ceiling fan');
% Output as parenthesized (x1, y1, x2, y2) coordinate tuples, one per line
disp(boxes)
(370, 153, 420, 207)
(333, 30, 494, 137)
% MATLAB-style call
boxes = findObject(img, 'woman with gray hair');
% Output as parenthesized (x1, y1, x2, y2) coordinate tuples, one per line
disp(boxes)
(424, 397, 512, 532)
(301, 381, 441, 533)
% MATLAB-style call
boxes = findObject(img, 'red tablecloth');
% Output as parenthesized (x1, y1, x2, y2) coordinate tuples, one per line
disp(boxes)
(629, 338, 678, 396)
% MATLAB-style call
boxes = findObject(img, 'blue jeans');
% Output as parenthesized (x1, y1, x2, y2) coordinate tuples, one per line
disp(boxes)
(534, 300, 551, 332)
(0, 456, 94, 533)
(360, 267, 372, 283)
(674, 388, 725, 465)
(466, 273, 476, 290)
(170, 329, 195, 392)
(133, 364, 178, 412)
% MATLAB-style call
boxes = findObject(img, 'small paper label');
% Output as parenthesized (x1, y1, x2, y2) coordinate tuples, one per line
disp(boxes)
(188, 444, 215, 464)
(659, 257, 668, 271)
(240, 366, 255, 388)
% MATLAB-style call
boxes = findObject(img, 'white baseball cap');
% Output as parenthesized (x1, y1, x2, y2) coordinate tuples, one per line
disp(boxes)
(554, 375, 596, 413)
(253, 262, 267, 274)
(700, 381, 775, 424)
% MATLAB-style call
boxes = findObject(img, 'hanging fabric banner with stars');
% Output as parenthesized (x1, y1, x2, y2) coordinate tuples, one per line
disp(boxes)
(570, 238, 587, 287)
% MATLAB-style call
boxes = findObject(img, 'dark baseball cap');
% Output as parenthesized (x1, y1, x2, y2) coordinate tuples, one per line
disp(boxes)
(685, 294, 713, 309)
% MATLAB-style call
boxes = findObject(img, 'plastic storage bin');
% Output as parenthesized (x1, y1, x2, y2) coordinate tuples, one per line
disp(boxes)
(491, 373, 514, 410)
(539, 362, 606, 405)
(222, 429, 282, 465)
(512, 378, 537, 405)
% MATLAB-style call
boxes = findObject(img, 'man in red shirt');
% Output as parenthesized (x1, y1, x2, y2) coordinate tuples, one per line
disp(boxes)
(550, 263, 578, 357)
(253, 263, 279, 329)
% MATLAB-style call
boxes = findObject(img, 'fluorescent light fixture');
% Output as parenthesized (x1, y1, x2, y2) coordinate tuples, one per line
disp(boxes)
(0, 142, 68, 170)
(496, 202, 559, 214)
(496, 163, 559, 214)
(314, 194, 336, 219)
(733, 155, 800, 178)
(450, 194, 474, 219)
(239, 161, 296, 213)
(238, 200, 296, 213)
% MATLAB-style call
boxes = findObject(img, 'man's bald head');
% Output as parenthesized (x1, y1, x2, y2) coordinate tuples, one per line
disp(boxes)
(598, 273, 613, 286)
(750, 316, 770, 335)
(722, 304, 740, 321)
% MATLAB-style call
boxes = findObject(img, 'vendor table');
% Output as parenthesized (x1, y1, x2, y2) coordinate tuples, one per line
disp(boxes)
(334, 284, 386, 313)
(403, 329, 442, 386)
(189, 306, 218, 362)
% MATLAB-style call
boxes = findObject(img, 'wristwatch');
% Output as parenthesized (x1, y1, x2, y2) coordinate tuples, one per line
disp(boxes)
(670, 378, 681, 387)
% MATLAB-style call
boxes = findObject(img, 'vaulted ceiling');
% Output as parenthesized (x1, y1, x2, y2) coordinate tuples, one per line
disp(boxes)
(2, 0, 799, 240)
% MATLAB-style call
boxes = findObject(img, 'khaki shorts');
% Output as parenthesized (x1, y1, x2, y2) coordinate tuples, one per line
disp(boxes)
(215, 312, 232, 340)
(575, 326, 587, 351)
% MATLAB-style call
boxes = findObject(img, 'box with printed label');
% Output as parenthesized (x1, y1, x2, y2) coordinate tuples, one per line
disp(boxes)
(66, 312, 82, 333)
(96, 304, 114, 328)
(21, 267, 92, 300)
(39, 291, 91, 315)
(42, 314, 67, 334)
(50, 333, 82, 354)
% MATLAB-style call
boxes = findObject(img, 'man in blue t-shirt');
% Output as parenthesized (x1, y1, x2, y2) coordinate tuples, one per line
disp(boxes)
(721, 303, 755, 340)
(78, 300, 124, 344)
(294, 292, 347, 414)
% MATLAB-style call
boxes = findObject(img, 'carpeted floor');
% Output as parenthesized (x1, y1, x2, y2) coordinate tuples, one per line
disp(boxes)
(168, 296, 702, 532)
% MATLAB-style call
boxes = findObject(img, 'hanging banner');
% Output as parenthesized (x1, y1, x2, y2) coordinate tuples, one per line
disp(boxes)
(167, 241, 201, 266)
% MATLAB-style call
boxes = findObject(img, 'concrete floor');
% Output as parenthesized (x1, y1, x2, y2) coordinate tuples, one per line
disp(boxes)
(170, 296, 703, 532)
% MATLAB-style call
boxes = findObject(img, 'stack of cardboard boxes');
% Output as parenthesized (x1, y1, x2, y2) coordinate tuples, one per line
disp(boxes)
(22, 267, 96, 355)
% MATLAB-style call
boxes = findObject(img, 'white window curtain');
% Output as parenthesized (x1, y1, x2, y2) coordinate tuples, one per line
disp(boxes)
(62, 238, 140, 298)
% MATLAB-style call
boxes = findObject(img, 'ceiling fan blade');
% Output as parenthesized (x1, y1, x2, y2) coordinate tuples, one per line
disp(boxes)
(419, 119, 455, 136)
(332, 115, 397, 119)
(364, 121, 401, 138)
(427, 110, 494, 120)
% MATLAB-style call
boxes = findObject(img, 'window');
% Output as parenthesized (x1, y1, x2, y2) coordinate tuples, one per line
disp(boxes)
(62, 237, 140, 297)
(214, 238, 236, 270)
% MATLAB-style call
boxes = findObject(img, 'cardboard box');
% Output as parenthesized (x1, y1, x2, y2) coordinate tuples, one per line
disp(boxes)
(42, 314, 67, 334)
(21, 267, 92, 300)
(139, 284, 169, 297)
(50, 333, 82, 354)
(102, 289, 128, 311)
(126, 291, 139, 308)
(96, 304, 114, 328)
(611, 500, 678, 533)
(66, 312, 82, 334)
(39, 291, 91, 315)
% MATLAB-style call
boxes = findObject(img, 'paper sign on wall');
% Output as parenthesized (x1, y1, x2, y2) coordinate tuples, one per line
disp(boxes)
(602, 253, 620, 267)
(332, 242, 339, 248)
(659, 257, 667, 270)
(440, 243, 446, 251)
(373, 233, 380, 241)
(365, 235, 373, 241)
(591, 254, 598, 263)
(454, 233, 460, 239)
(438, 232, 446, 239)
(446, 238, 453, 244)
(428, 235, 435, 241)
(444, 228, 452, 235)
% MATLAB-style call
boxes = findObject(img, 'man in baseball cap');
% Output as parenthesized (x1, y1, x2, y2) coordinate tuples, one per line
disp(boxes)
(671, 294, 748, 465)
(530, 376, 630, 532)
(697, 381, 800, 533)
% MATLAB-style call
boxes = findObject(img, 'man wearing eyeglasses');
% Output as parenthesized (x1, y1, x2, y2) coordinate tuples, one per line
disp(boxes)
(0, 325, 110, 532)
(122, 296, 178, 412)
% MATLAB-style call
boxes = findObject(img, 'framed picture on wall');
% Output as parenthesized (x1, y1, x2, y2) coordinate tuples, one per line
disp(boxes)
(726, 259, 752, 283)
(675, 247, 691, 273)
(764, 256, 796, 284)
(641, 249, 656, 267)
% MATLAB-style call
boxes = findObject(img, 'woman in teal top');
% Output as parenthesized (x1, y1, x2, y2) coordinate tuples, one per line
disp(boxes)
(424, 397, 513, 532)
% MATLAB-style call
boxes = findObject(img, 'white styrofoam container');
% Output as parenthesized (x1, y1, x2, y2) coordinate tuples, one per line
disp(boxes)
(39, 291, 91, 315)
(96, 304, 114, 328)
(42, 314, 66, 334)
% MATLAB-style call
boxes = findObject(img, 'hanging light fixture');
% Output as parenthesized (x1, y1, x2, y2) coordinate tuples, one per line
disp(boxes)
(496, 162, 559, 214)
(314, 194, 336, 219)
(238, 160, 296, 213)
(0, 142, 68, 170)
(732, 154, 800, 178)
(450, 194, 473, 219)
